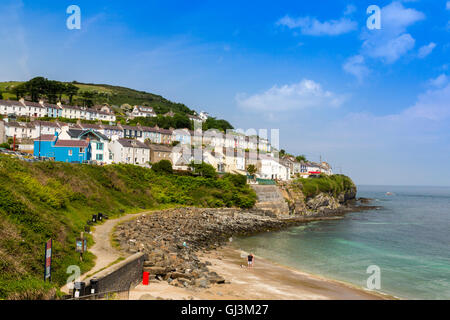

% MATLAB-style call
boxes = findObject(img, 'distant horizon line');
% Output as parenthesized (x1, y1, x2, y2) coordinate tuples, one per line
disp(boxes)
(356, 184, 450, 188)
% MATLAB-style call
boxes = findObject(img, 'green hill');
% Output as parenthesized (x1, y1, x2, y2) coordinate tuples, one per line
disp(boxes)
(0, 80, 193, 115)
(0, 155, 255, 299)
(0, 78, 234, 131)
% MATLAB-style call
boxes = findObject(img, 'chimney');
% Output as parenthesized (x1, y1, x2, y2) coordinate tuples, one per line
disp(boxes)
(39, 99, 44, 107)
(19, 98, 25, 105)
(57, 101, 62, 108)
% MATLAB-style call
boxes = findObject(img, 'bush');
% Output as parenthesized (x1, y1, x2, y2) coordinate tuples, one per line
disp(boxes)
(223, 173, 247, 187)
(297, 174, 355, 199)
(189, 162, 218, 179)
(151, 160, 173, 174)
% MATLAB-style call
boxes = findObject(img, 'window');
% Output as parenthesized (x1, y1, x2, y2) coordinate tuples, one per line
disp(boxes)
(68, 150, 73, 156)
(79, 148, 84, 153)
(97, 143, 104, 150)
(96, 154, 103, 161)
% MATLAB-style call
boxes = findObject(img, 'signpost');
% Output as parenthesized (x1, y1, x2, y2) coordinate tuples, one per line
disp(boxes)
(76, 233, 88, 261)
(44, 239, 52, 282)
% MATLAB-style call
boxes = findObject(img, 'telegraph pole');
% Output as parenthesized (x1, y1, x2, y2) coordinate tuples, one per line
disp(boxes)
(38, 123, 42, 159)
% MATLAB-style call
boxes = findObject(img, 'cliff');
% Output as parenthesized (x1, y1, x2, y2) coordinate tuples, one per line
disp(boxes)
(278, 175, 357, 215)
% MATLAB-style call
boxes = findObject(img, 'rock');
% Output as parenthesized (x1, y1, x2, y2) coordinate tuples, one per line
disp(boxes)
(144, 266, 167, 275)
(195, 278, 210, 288)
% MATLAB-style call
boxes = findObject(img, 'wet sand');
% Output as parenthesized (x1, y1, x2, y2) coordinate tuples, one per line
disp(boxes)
(130, 246, 391, 300)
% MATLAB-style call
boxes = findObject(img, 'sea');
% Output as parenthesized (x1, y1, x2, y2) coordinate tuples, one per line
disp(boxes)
(233, 185, 450, 300)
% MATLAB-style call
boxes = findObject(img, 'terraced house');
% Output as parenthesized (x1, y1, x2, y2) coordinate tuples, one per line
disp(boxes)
(33, 133, 91, 163)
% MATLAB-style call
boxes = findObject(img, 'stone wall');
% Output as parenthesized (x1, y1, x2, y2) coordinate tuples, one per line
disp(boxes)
(0, 121, 5, 144)
(84, 252, 147, 294)
(250, 185, 290, 216)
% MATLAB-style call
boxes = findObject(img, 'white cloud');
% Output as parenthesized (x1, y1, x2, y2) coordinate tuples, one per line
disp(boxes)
(428, 74, 449, 88)
(361, 1, 425, 64)
(236, 80, 345, 112)
(418, 42, 436, 58)
(403, 83, 450, 121)
(276, 15, 357, 36)
(343, 55, 370, 82)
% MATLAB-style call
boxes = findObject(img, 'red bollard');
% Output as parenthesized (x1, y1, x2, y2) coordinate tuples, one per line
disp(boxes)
(142, 272, 150, 285)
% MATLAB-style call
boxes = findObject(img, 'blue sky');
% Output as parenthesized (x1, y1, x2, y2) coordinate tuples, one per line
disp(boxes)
(1, 0, 449, 186)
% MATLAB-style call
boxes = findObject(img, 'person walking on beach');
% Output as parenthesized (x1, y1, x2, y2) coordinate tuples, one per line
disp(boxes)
(247, 253, 254, 268)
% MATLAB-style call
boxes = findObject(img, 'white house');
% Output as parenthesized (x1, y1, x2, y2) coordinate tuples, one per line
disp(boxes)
(188, 114, 203, 127)
(199, 111, 209, 122)
(58, 126, 112, 164)
(257, 154, 291, 181)
(0, 99, 46, 118)
(109, 138, 150, 165)
(131, 106, 157, 118)
(223, 148, 246, 173)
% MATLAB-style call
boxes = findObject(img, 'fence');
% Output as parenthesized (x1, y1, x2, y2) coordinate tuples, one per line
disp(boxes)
(66, 289, 130, 300)
(256, 178, 276, 185)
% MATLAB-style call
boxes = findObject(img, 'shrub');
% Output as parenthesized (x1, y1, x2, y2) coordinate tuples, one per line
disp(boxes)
(189, 162, 218, 179)
(223, 173, 247, 187)
(151, 160, 173, 174)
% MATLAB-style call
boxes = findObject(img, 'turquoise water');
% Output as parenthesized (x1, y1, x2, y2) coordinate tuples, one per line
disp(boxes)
(234, 186, 450, 299)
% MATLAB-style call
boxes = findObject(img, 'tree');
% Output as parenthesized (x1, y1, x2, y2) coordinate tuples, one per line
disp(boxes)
(11, 84, 27, 100)
(296, 155, 307, 162)
(173, 113, 192, 130)
(26, 77, 48, 102)
(45, 80, 62, 104)
(151, 160, 173, 174)
(65, 83, 79, 104)
(80, 91, 95, 107)
(246, 164, 257, 177)
(189, 162, 217, 179)
(0, 92, 3, 100)
(202, 117, 233, 132)
(280, 149, 286, 157)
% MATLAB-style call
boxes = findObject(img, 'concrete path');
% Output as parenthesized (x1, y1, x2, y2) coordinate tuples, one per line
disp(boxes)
(61, 211, 148, 294)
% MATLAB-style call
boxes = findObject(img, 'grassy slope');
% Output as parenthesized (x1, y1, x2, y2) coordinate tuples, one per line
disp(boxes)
(296, 174, 356, 199)
(0, 81, 193, 115)
(0, 155, 256, 299)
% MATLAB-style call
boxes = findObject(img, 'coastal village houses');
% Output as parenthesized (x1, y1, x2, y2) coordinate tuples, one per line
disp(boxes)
(1, 98, 333, 181)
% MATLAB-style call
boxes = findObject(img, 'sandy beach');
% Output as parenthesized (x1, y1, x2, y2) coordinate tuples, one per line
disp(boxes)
(130, 245, 389, 300)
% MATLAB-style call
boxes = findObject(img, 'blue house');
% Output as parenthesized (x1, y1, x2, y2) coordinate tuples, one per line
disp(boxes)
(33, 133, 92, 163)
(45, 103, 63, 118)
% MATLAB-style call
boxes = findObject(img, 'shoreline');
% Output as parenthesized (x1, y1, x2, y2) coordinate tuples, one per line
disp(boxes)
(130, 244, 391, 300)
(112, 205, 394, 300)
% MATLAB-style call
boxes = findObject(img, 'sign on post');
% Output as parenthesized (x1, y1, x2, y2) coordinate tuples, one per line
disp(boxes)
(44, 239, 52, 282)
(76, 238, 83, 252)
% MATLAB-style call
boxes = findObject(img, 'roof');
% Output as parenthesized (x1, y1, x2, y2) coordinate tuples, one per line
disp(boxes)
(79, 123, 102, 129)
(188, 114, 201, 120)
(33, 135, 56, 141)
(117, 139, 149, 149)
(54, 140, 89, 148)
(67, 129, 109, 141)
(147, 144, 173, 152)
(33, 120, 60, 128)
(0, 100, 22, 106)
(157, 128, 173, 135)
(102, 125, 121, 130)
(139, 126, 160, 133)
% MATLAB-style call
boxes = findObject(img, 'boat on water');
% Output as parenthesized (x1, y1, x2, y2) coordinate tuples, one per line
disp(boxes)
(386, 192, 394, 196)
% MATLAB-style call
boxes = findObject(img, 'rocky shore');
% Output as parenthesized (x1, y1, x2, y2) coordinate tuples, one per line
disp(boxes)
(114, 198, 378, 290)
